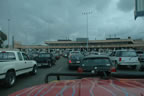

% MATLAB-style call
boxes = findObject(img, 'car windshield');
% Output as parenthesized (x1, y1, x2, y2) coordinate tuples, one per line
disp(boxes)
(0, 52, 16, 60)
(83, 58, 110, 65)
(71, 54, 82, 59)
(39, 53, 50, 57)
(119, 51, 137, 57)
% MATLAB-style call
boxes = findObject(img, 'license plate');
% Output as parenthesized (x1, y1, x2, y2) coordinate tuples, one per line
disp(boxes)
(76, 61, 80, 63)
(94, 67, 97, 70)
(91, 70, 95, 74)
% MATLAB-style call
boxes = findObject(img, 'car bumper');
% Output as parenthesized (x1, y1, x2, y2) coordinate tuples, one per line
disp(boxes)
(82, 67, 111, 72)
(69, 64, 80, 67)
(38, 63, 49, 66)
(119, 62, 140, 65)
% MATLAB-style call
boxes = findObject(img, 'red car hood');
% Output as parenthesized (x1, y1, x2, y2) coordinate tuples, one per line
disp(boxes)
(9, 78, 144, 96)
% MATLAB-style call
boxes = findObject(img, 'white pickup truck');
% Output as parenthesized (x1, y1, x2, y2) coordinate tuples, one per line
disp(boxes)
(0, 50, 37, 87)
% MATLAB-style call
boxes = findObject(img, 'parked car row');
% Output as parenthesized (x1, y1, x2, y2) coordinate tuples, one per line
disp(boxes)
(67, 49, 144, 76)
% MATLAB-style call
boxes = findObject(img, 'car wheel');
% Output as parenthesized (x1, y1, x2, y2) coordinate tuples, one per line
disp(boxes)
(115, 61, 119, 70)
(136, 65, 141, 71)
(69, 66, 73, 70)
(53, 61, 56, 65)
(4, 71, 16, 88)
(31, 65, 37, 75)
(49, 63, 52, 67)
(106, 72, 111, 77)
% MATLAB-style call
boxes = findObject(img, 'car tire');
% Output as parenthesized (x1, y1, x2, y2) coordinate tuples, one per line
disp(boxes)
(69, 66, 73, 70)
(49, 63, 52, 67)
(136, 65, 141, 71)
(52, 61, 56, 65)
(31, 65, 37, 75)
(4, 71, 16, 88)
(115, 61, 119, 69)
(106, 72, 111, 77)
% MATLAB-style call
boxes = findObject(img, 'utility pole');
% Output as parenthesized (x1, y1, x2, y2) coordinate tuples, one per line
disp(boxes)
(82, 11, 92, 51)
(12, 36, 14, 49)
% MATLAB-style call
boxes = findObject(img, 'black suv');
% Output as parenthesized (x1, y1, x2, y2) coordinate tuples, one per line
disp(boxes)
(34, 53, 56, 67)
(79, 55, 113, 75)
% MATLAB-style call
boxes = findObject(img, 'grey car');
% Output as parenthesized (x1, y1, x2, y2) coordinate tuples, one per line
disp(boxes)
(68, 53, 84, 69)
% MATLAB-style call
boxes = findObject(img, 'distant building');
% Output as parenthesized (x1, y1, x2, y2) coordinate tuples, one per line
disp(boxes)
(76, 38, 88, 42)
(14, 37, 144, 50)
(57, 39, 72, 41)
(106, 38, 120, 40)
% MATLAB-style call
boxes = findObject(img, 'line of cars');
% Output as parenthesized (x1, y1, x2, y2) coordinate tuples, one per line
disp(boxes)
(0, 49, 60, 88)
(67, 49, 144, 76)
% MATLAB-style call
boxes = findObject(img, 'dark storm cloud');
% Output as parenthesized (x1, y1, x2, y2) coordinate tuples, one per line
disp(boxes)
(117, 0, 135, 12)
(0, 0, 143, 45)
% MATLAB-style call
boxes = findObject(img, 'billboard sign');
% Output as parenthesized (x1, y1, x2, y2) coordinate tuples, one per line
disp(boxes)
(135, 0, 144, 19)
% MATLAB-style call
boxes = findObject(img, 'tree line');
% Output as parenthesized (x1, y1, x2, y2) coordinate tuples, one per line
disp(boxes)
(0, 31, 7, 48)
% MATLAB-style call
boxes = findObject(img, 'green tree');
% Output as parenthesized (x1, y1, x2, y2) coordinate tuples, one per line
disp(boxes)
(0, 31, 7, 48)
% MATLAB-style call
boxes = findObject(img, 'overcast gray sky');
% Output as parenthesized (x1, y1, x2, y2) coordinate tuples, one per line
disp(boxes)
(0, 0, 144, 45)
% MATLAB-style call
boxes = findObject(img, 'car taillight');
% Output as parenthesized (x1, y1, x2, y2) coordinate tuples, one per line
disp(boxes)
(69, 60, 72, 63)
(119, 58, 122, 62)
(111, 67, 116, 72)
(77, 67, 83, 73)
(2, 51, 6, 53)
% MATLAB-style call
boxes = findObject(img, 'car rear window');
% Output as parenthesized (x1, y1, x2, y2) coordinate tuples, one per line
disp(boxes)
(71, 52, 80, 54)
(0, 52, 16, 60)
(117, 51, 137, 57)
(71, 55, 82, 59)
(39, 53, 50, 57)
(82, 58, 110, 65)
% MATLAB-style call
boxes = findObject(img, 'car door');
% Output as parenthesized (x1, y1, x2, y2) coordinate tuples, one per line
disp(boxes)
(22, 53, 33, 72)
(16, 52, 27, 75)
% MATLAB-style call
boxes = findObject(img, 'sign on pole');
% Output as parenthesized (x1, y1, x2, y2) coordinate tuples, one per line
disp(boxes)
(135, 0, 144, 19)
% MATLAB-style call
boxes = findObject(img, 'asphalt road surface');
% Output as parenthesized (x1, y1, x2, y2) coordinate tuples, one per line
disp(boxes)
(1, 57, 144, 96)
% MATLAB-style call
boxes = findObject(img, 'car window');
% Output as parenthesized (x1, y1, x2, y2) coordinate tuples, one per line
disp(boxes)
(39, 53, 51, 57)
(0, 52, 16, 60)
(22, 53, 29, 60)
(120, 51, 137, 57)
(82, 58, 111, 65)
(110, 51, 115, 56)
(17, 52, 23, 61)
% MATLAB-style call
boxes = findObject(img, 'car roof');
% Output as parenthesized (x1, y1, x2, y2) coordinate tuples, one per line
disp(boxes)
(39, 52, 50, 54)
(0, 50, 19, 53)
(113, 49, 136, 52)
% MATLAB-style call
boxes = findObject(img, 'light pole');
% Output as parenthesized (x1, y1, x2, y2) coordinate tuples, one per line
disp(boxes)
(82, 11, 92, 51)
(8, 19, 10, 48)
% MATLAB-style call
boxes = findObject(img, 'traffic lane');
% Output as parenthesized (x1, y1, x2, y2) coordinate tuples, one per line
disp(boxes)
(0, 57, 75, 96)
(46, 57, 79, 83)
